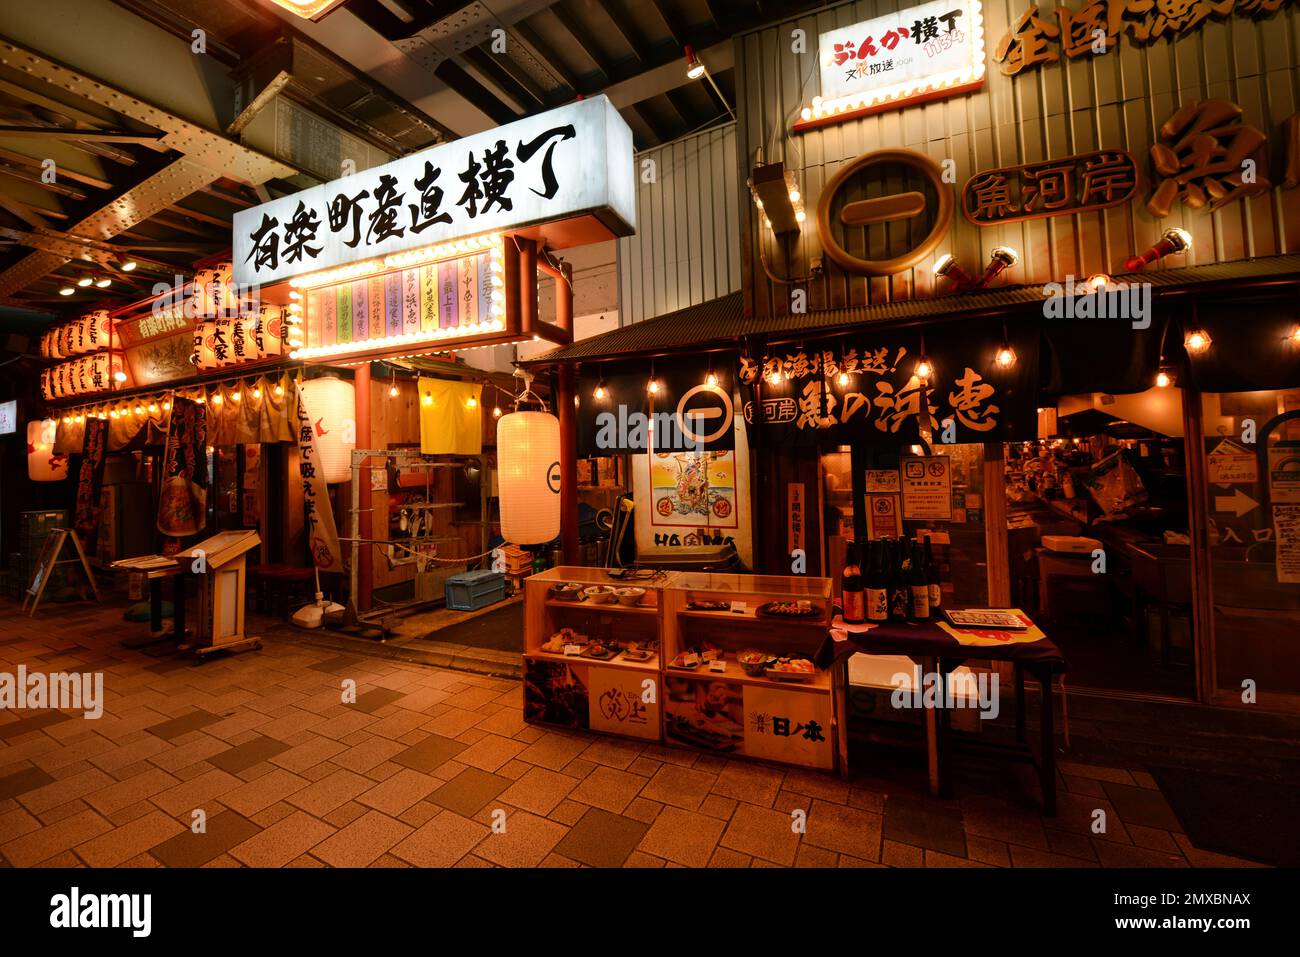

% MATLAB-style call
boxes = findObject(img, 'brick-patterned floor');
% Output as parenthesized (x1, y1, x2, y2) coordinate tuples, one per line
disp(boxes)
(0, 597, 1268, 868)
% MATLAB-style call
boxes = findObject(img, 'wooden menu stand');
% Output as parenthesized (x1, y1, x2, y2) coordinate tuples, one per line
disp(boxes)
(177, 530, 263, 658)
(22, 528, 99, 617)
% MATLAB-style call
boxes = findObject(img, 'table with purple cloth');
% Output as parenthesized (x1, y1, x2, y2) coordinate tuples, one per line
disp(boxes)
(815, 615, 1067, 814)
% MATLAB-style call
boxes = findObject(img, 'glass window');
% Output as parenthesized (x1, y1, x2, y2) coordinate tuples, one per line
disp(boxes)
(1202, 390, 1300, 700)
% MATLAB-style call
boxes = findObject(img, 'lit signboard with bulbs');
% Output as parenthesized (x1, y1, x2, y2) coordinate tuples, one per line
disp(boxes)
(232, 96, 635, 288)
(794, 0, 985, 132)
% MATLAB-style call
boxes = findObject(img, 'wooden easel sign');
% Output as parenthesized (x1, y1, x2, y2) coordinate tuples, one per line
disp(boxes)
(22, 527, 99, 617)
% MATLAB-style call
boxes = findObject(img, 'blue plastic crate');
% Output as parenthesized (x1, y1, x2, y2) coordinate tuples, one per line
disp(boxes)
(445, 569, 506, 611)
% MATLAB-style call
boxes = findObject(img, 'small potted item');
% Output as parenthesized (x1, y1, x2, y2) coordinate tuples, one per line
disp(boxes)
(613, 586, 647, 607)
(583, 585, 617, 604)
(737, 649, 776, 677)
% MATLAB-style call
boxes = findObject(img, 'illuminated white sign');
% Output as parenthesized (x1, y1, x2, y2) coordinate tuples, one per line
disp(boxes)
(233, 96, 636, 286)
(0, 400, 16, 436)
(800, 1, 985, 127)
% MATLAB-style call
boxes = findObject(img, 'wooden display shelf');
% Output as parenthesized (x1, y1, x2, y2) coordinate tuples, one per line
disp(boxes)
(676, 607, 827, 625)
(545, 598, 659, 616)
(664, 661, 831, 692)
(525, 648, 660, 673)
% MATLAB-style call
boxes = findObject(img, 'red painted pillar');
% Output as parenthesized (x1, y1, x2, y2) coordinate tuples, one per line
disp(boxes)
(354, 361, 372, 611)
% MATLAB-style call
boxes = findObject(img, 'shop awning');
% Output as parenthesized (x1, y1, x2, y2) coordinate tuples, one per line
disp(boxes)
(524, 254, 1300, 367)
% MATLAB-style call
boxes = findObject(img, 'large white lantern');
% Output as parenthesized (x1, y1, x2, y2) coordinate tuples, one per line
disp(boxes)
(497, 410, 560, 544)
(301, 375, 356, 483)
(28, 419, 67, 481)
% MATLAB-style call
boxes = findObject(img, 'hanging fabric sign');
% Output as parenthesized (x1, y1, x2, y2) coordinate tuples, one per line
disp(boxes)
(157, 397, 209, 537)
(74, 417, 109, 544)
(417, 377, 483, 455)
(295, 382, 344, 572)
(737, 319, 1038, 446)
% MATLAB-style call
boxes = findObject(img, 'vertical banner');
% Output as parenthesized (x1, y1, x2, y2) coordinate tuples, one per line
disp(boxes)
(352, 281, 369, 342)
(156, 397, 208, 537)
(788, 483, 806, 556)
(321, 291, 337, 347)
(458, 255, 479, 326)
(402, 268, 421, 334)
(294, 382, 343, 572)
(335, 285, 352, 343)
(368, 276, 385, 339)
(385, 272, 402, 336)
(74, 417, 110, 543)
(476, 252, 492, 325)
(439, 261, 458, 328)
(420, 264, 438, 331)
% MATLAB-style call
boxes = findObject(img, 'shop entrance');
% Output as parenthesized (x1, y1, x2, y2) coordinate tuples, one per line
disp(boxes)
(1006, 392, 1196, 699)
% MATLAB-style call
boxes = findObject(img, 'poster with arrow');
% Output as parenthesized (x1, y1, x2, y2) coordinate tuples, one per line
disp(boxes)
(1206, 437, 1267, 547)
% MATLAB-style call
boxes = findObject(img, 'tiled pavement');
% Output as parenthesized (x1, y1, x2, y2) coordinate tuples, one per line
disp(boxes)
(0, 598, 1267, 868)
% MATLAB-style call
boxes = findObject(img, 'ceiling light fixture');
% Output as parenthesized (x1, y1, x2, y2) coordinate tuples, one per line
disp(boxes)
(684, 45, 706, 80)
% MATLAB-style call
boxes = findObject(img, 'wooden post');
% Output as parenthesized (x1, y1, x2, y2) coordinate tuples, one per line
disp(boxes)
(983, 441, 1011, 605)
(355, 361, 373, 612)
(1181, 388, 1214, 704)
(519, 238, 537, 339)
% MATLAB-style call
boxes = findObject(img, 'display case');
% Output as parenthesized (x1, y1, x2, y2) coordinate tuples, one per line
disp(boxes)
(662, 573, 843, 771)
(523, 567, 668, 742)
(521, 568, 846, 772)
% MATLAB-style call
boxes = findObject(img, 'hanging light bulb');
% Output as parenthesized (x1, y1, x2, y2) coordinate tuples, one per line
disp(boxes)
(1184, 329, 1212, 355)
(162, 401, 171, 411)
(706, 368, 718, 388)
(995, 345, 1017, 368)
(422, 392, 433, 406)
(148, 403, 158, 413)
(1156, 369, 1171, 388)
(594, 377, 607, 400)
(915, 356, 934, 380)
(113, 370, 127, 383)
(231, 389, 242, 402)
(647, 378, 660, 395)
(389, 384, 399, 398)
(134, 404, 145, 415)
(274, 384, 284, 397)
(211, 392, 223, 405)
(837, 371, 849, 387)
(252, 386, 262, 399)
(492, 405, 502, 418)
(467, 395, 478, 409)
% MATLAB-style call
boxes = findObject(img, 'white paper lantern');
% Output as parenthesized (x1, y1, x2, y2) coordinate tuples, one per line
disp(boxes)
(497, 411, 560, 545)
(301, 376, 356, 483)
(28, 419, 67, 481)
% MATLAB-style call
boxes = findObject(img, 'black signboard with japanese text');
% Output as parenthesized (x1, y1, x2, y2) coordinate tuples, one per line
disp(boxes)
(737, 318, 1039, 446)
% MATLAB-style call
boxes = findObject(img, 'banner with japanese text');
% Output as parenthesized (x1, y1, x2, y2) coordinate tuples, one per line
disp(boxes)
(737, 318, 1039, 446)
(295, 382, 343, 572)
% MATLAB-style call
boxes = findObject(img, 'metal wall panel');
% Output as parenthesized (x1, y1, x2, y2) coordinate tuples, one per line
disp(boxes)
(617, 123, 742, 325)
(736, 0, 1300, 318)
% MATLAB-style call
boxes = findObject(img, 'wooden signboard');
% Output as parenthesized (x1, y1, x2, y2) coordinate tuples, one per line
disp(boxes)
(21, 528, 99, 616)
(181, 529, 262, 657)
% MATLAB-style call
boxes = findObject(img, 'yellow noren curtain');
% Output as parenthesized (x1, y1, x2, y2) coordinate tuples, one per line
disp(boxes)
(417, 377, 482, 455)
